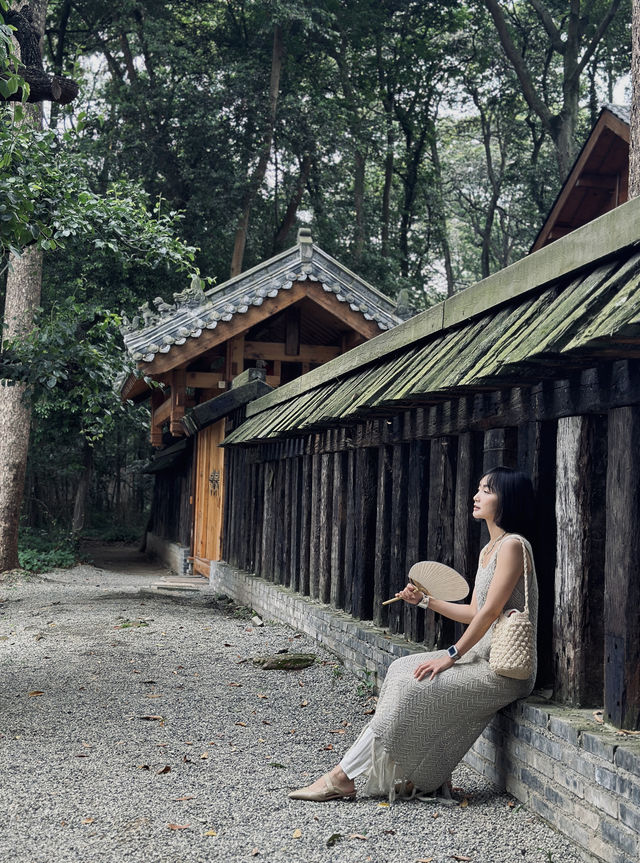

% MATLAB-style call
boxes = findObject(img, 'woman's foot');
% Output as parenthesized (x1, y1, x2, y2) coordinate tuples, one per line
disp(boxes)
(288, 767, 356, 801)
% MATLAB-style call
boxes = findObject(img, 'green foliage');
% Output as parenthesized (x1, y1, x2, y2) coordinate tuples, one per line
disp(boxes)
(17, 527, 77, 572)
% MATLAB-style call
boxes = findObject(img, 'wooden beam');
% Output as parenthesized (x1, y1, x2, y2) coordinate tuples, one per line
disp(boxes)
(243, 341, 340, 364)
(153, 396, 172, 426)
(604, 406, 640, 729)
(575, 173, 618, 190)
(226, 334, 245, 383)
(170, 368, 187, 436)
(304, 288, 382, 341)
(285, 307, 300, 356)
(185, 372, 224, 388)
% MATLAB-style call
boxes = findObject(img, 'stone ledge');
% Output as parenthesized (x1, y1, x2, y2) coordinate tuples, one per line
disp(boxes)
(145, 532, 190, 575)
(209, 561, 639, 863)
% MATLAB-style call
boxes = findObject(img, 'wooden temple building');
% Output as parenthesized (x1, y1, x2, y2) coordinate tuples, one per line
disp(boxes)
(120, 228, 401, 576)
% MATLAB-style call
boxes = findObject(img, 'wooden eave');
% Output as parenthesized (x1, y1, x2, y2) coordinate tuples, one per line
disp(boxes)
(531, 108, 629, 253)
(137, 281, 382, 377)
(224, 196, 640, 446)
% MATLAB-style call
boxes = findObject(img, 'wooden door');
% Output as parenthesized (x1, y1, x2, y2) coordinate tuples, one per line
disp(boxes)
(192, 420, 225, 576)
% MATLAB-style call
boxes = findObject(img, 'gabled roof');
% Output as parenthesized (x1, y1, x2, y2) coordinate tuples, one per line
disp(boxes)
(122, 229, 401, 374)
(530, 104, 629, 253)
(224, 196, 640, 446)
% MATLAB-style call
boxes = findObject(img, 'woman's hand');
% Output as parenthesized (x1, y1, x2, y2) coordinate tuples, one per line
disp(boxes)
(394, 583, 426, 605)
(413, 655, 455, 681)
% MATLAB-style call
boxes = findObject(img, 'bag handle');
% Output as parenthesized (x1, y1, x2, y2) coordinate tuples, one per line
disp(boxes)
(497, 533, 530, 614)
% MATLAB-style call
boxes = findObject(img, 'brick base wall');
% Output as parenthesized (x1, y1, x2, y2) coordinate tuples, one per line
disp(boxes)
(145, 532, 190, 575)
(210, 561, 640, 863)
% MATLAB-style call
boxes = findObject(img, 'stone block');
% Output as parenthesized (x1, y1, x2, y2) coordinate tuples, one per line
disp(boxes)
(582, 732, 616, 763)
(619, 800, 640, 834)
(553, 763, 584, 799)
(520, 766, 546, 795)
(595, 764, 619, 792)
(549, 716, 580, 745)
(617, 774, 640, 808)
(522, 703, 550, 727)
(601, 820, 638, 856)
(529, 728, 566, 761)
(615, 746, 640, 778)
(584, 782, 618, 819)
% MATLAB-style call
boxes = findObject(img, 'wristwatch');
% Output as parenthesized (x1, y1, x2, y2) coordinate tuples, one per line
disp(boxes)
(447, 645, 460, 661)
(417, 595, 430, 610)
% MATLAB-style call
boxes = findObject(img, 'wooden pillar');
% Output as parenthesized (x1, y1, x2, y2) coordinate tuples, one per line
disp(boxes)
(318, 452, 334, 603)
(299, 453, 313, 596)
(330, 452, 347, 609)
(343, 449, 357, 614)
(225, 334, 245, 383)
(404, 439, 429, 642)
(352, 447, 377, 621)
(308, 452, 322, 599)
(272, 461, 286, 584)
(150, 389, 165, 446)
(553, 416, 606, 705)
(452, 433, 483, 642)
(285, 307, 300, 356)
(483, 427, 517, 471)
(169, 369, 187, 436)
(387, 444, 409, 635)
(604, 406, 640, 729)
(253, 462, 265, 576)
(288, 454, 302, 591)
(426, 436, 456, 648)
(260, 462, 276, 581)
(373, 445, 393, 627)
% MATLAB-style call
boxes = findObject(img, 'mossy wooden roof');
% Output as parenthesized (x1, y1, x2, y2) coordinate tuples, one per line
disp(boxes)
(225, 197, 640, 446)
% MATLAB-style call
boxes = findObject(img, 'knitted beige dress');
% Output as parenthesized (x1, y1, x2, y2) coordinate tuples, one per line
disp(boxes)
(361, 535, 538, 798)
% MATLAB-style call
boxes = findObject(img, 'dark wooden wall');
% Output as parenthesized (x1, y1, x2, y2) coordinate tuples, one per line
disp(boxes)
(149, 444, 194, 547)
(221, 360, 640, 729)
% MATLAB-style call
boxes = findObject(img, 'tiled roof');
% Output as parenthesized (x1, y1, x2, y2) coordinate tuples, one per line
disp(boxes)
(122, 230, 401, 364)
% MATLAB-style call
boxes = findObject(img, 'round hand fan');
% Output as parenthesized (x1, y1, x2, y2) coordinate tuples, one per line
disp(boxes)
(382, 561, 469, 605)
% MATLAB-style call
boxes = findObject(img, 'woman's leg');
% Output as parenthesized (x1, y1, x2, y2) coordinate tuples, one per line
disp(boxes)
(288, 727, 374, 800)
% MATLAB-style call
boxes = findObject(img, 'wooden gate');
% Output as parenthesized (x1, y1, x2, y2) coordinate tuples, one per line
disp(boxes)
(192, 420, 225, 576)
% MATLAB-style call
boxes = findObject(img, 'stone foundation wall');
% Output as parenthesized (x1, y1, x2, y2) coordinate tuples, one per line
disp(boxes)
(145, 532, 190, 575)
(210, 561, 639, 863)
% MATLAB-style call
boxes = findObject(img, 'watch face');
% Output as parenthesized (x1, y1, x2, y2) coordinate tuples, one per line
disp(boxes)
(447, 645, 458, 659)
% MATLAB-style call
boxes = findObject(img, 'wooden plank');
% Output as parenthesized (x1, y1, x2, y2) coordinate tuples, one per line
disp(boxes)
(353, 447, 377, 621)
(387, 444, 409, 635)
(288, 455, 302, 591)
(299, 453, 313, 595)
(404, 439, 429, 642)
(373, 446, 393, 627)
(253, 462, 265, 576)
(330, 452, 346, 609)
(426, 437, 457, 648)
(308, 454, 322, 599)
(272, 461, 286, 584)
(244, 340, 340, 364)
(453, 431, 483, 600)
(604, 405, 640, 729)
(185, 371, 224, 388)
(342, 449, 356, 615)
(170, 368, 187, 435)
(318, 453, 334, 603)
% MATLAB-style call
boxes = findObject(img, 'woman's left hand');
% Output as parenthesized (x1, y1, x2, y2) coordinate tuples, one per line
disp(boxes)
(413, 655, 455, 681)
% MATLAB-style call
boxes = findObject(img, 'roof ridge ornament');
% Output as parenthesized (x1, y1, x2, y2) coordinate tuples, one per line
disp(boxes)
(297, 227, 313, 262)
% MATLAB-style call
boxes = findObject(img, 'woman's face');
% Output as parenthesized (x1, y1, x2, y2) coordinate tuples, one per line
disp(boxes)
(473, 475, 499, 523)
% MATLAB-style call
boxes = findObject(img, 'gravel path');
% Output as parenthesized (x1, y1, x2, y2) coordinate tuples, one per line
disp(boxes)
(0, 556, 585, 863)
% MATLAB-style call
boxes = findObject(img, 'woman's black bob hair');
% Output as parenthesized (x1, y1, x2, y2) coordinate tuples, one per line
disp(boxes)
(482, 466, 534, 539)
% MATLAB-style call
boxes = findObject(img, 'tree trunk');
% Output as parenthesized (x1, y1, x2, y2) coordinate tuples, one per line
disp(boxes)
(0, 0, 47, 574)
(230, 25, 284, 277)
(353, 149, 366, 263)
(272, 152, 312, 252)
(71, 442, 93, 535)
(631, 0, 640, 199)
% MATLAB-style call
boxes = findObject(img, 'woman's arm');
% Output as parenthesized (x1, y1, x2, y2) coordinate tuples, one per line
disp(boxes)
(394, 583, 477, 624)
(413, 537, 527, 681)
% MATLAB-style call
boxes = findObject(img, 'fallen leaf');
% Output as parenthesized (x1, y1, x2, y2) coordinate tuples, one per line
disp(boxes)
(432, 812, 439, 819)
(168, 823, 190, 830)
(28, 691, 44, 697)
(507, 800, 515, 808)
(363, 709, 376, 715)
(200, 752, 208, 760)
(182, 755, 192, 763)
(157, 743, 168, 747)
(235, 722, 247, 727)
(262, 720, 271, 725)
(137, 764, 150, 770)
(593, 710, 604, 723)
(224, 643, 233, 647)
(349, 833, 367, 840)
(416, 858, 434, 862)
(323, 744, 334, 751)
(328, 729, 346, 734)
(292, 828, 302, 839)
(139, 715, 163, 721)
(450, 856, 472, 861)
(204, 829, 217, 837)
(257, 693, 268, 699)
(251, 849, 260, 856)
(74, 754, 89, 758)
(82, 818, 95, 824)
(383, 830, 395, 835)
(147, 694, 162, 699)
(459, 799, 469, 808)
(300, 700, 308, 707)
(157, 765, 171, 774)
(378, 802, 389, 808)
(174, 795, 195, 801)
(142, 680, 157, 684)
(228, 682, 242, 687)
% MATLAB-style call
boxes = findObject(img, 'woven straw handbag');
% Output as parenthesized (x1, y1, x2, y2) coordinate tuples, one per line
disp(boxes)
(489, 536, 534, 680)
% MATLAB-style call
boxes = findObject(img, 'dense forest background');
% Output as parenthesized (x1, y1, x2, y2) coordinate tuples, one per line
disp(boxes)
(0, 0, 632, 566)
